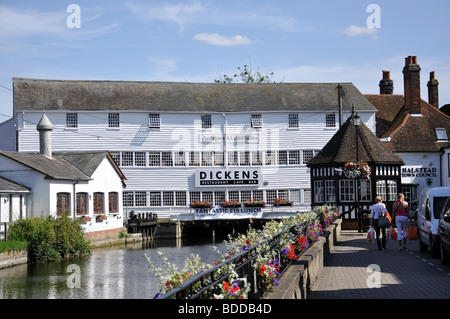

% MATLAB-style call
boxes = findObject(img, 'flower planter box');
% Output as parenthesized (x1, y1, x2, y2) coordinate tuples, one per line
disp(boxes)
(79, 216, 91, 223)
(244, 200, 266, 208)
(220, 201, 242, 208)
(189, 201, 213, 209)
(96, 215, 107, 221)
(273, 199, 293, 207)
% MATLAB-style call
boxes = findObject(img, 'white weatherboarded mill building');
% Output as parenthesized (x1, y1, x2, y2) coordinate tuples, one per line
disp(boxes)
(5, 78, 378, 222)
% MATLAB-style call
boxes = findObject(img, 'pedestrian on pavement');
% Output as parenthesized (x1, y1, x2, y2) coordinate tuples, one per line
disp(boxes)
(392, 193, 411, 250)
(371, 196, 388, 250)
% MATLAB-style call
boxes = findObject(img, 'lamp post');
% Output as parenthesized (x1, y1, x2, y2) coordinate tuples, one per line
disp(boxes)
(352, 106, 361, 232)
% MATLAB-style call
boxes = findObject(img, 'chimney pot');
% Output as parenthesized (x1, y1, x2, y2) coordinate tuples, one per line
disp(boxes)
(379, 70, 393, 94)
(403, 56, 421, 114)
(427, 71, 439, 108)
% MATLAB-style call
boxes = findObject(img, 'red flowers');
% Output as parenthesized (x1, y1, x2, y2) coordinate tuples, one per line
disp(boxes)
(260, 265, 267, 274)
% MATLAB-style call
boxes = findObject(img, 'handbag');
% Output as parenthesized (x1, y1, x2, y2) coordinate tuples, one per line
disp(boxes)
(378, 214, 390, 228)
(407, 225, 418, 240)
(390, 226, 398, 240)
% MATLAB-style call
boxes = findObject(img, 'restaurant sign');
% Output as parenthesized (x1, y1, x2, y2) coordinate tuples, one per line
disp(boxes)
(194, 207, 263, 220)
(195, 168, 262, 187)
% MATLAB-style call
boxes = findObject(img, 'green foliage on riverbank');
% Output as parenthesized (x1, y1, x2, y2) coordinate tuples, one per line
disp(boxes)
(8, 216, 91, 262)
(0, 239, 28, 253)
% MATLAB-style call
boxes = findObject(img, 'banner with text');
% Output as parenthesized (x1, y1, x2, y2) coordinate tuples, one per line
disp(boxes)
(194, 207, 263, 220)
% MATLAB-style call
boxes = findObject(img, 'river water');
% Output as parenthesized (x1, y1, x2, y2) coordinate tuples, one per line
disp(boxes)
(0, 237, 228, 299)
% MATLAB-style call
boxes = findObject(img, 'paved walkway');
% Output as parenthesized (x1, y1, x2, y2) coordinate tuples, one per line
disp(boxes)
(308, 230, 450, 299)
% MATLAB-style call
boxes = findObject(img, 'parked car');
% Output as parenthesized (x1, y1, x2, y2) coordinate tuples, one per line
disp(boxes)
(416, 187, 450, 258)
(439, 196, 450, 265)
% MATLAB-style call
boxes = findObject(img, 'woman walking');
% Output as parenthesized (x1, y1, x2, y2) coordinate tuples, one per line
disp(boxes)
(392, 193, 411, 250)
(371, 196, 389, 250)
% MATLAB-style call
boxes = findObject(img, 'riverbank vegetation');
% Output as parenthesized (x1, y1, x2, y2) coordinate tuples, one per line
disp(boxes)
(0, 239, 28, 253)
(8, 216, 91, 262)
(147, 205, 340, 299)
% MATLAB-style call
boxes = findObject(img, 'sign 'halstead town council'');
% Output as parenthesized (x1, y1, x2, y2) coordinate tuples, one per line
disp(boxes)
(195, 168, 262, 187)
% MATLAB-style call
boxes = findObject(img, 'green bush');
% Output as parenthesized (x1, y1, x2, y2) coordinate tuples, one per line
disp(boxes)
(0, 240, 28, 253)
(8, 216, 91, 262)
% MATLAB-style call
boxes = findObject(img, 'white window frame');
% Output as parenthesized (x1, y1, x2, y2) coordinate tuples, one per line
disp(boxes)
(201, 114, 212, 129)
(288, 113, 299, 128)
(339, 179, 355, 202)
(359, 179, 372, 202)
(324, 180, 335, 203)
(148, 152, 161, 166)
(134, 152, 146, 167)
(435, 128, 448, 141)
(314, 180, 324, 203)
(148, 114, 161, 128)
(251, 114, 263, 128)
(66, 113, 78, 128)
(108, 113, 120, 128)
(265, 151, 276, 166)
(325, 113, 336, 128)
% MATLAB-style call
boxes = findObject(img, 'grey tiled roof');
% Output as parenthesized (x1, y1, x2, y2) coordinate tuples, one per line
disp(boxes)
(0, 151, 126, 185)
(307, 116, 404, 166)
(0, 177, 30, 194)
(0, 151, 91, 180)
(13, 78, 377, 113)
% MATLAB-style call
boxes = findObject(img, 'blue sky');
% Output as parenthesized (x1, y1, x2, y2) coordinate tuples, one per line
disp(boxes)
(1, 0, 449, 120)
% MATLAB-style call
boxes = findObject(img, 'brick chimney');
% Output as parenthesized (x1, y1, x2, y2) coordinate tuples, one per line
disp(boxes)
(427, 71, 439, 108)
(403, 56, 421, 114)
(379, 70, 393, 94)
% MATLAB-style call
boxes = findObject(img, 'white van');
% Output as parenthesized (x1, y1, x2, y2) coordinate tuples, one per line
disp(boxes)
(417, 186, 450, 257)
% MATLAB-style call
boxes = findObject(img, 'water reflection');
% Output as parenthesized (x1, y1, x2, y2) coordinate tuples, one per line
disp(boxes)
(0, 237, 227, 299)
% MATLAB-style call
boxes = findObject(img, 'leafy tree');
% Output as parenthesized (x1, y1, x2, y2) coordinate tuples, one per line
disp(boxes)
(215, 64, 275, 84)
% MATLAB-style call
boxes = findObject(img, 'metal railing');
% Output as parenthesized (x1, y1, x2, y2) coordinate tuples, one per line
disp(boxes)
(157, 223, 308, 299)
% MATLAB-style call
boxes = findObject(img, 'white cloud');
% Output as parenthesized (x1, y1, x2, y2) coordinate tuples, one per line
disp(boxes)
(125, 1, 297, 32)
(342, 25, 379, 37)
(0, 6, 65, 39)
(0, 5, 120, 40)
(125, 0, 207, 30)
(193, 33, 253, 46)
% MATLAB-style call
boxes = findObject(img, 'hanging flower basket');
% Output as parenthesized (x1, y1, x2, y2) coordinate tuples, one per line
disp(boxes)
(343, 161, 371, 180)
(244, 199, 266, 208)
(190, 201, 213, 209)
(273, 198, 293, 207)
(220, 200, 242, 208)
